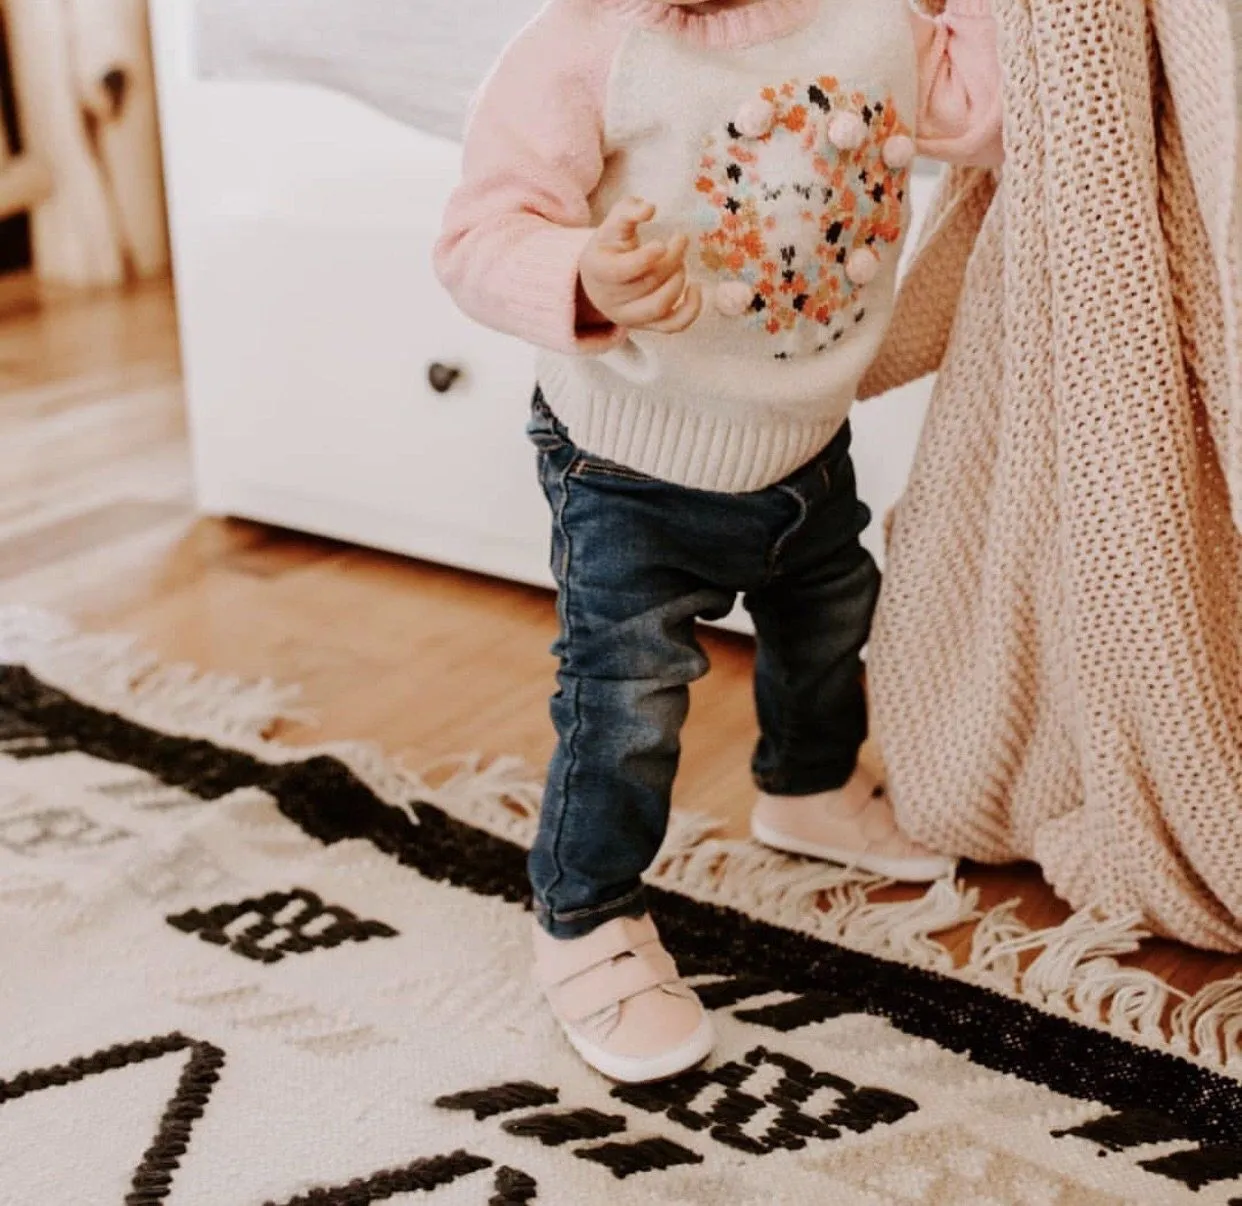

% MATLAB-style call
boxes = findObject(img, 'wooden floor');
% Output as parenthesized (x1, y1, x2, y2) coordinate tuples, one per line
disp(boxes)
(4, 278, 1237, 996)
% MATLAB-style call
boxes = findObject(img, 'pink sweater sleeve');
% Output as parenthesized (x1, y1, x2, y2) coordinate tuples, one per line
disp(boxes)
(911, 0, 1004, 166)
(433, 4, 624, 355)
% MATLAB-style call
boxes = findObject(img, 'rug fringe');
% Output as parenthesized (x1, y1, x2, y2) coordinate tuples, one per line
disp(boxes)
(0, 605, 307, 744)
(0, 606, 431, 811)
(3, 606, 1239, 1077)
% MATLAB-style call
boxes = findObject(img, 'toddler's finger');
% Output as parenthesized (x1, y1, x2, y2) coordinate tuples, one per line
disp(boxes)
(663, 232, 691, 267)
(631, 234, 692, 293)
(598, 196, 657, 250)
(595, 240, 667, 285)
(622, 270, 688, 327)
(644, 283, 703, 334)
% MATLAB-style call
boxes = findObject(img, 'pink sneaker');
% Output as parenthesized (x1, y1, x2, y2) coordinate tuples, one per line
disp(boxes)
(751, 768, 956, 883)
(533, 914, 714, 1084)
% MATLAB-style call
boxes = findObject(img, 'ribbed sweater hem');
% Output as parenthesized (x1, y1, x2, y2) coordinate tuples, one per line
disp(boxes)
(539, 359, 850, 493)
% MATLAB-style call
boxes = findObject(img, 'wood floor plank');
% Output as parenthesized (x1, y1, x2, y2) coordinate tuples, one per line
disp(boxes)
(0, 499, 189, 582)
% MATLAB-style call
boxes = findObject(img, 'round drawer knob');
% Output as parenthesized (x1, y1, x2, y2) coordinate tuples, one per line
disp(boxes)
(427, 362, 462, 394)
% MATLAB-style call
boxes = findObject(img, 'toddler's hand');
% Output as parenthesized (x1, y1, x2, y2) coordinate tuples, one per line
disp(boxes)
(578, 197, 702, 335)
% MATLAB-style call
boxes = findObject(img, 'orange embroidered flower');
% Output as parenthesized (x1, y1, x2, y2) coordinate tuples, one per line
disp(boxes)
(783, 106, 808, 134)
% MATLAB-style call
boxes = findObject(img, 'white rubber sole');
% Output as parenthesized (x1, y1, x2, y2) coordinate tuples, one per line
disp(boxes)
(751, 817, 957, 884)
(562, 1013, 716, 1085)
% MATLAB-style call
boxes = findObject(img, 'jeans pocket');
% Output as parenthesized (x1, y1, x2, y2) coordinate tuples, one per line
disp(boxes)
(570, 455, 655, 485)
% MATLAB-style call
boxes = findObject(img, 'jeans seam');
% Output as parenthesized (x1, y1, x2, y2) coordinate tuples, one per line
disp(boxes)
(542, 457, 581, 915)
(754, 485, 809, 786)
(764, 484, 810, 585)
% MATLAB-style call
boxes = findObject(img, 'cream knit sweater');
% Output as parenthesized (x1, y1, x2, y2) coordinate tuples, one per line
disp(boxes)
(860, 0, 1242, 951)
(436, 0, 1002, 492)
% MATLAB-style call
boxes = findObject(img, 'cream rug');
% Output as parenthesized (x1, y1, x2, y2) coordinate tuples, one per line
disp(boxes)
(1, 608, 1241, 1205)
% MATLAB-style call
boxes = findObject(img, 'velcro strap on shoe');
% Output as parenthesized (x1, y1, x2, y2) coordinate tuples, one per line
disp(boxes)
(536, 914, 661, 990)
(567, 914, 659, 969)
(547, 946, 680, 1025)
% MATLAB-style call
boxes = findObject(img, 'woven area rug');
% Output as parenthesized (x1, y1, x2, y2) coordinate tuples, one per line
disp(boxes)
(3, 610, 1242, 1205)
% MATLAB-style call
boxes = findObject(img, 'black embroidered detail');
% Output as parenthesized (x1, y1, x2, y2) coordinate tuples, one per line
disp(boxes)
(501, 1109, 628, 1147)
(751, 295, 767, 313)
(436, 1080, 698, 1183)
(724, 197, 741, 214)
(264, 1151, 494, 1206)
(792, 294, 809, 313)
(694, 976, 859, 1032)
(1053, 1110, 1191, 1153)
(0, 705, 68, 754)
(8, 666, 1242, 1154)
(1139, 1145, 1242, 1192)
(1055, 1111, 1242, 1194)
(436, 1081, 560, 1121)
(807, 84, 832, 112)
(167, 889, 397, 964)
(726, 121, 742, 139)
(734, 992, 858, 1032)
(127, 1040, 226, 1205)
(695, 976, 772, 1009)
(490, 1166, 538, 1205)
(726, 163, 742, 183)
(574, 1137, 703, 1180)
(780, 245, 797, 266)
(614, 1047, 916, 1156)
(0, 1032, 225, 1206)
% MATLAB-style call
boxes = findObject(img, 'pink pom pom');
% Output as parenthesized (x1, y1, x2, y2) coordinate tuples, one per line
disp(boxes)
(715, 281, 754, 317)
(883, 134, 916, 170)
(735, 98, 776, 139)
(845, 248, 880, 287)
(827, 111, 866, 152)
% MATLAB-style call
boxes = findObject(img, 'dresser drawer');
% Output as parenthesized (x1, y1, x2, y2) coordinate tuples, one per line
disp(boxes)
(178, 205, 546, 553)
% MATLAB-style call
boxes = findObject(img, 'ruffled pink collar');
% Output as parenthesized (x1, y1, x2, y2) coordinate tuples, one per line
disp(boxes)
(594, 0, 821, 51)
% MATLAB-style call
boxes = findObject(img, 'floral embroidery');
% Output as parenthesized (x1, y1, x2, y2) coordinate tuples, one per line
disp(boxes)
(696, 78, 912, 359)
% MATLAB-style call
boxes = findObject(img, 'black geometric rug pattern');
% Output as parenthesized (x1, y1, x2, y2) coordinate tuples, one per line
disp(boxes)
(2, 663, 1241, 1205)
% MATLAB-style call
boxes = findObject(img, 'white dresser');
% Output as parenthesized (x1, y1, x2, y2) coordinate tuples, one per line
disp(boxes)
(150, 0, 938, 630)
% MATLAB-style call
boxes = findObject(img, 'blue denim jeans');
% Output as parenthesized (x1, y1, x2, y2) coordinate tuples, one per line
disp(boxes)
(527, 392, 880, 938)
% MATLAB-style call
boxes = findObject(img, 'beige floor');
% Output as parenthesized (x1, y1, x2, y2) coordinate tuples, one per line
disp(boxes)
(4, 277, 1237, 996)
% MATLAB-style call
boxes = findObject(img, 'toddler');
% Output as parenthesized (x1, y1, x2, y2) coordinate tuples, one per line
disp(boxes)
(436, 0, 1001, 1084)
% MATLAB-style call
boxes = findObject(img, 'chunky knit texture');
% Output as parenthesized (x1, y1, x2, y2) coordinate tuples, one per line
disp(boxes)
(436, 0, 1001, 492)
(860, 0, 1242, 951)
